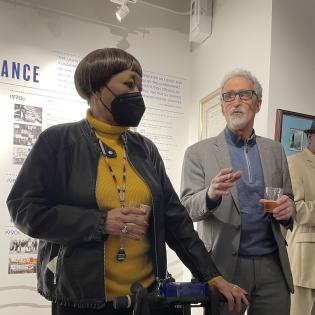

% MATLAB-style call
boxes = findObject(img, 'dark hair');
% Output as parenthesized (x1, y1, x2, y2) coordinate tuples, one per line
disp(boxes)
(74, 48, 142, 100)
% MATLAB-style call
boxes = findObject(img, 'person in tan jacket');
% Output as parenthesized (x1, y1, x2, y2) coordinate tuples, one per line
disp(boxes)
(287, 119, 315, 315)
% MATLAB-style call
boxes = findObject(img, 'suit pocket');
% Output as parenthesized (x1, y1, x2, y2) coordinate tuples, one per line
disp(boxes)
(295, 233, 315, 243)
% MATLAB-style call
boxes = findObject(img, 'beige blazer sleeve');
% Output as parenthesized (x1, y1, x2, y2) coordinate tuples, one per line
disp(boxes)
(288, 150, 315, 225)
(287, 149, 315, 288)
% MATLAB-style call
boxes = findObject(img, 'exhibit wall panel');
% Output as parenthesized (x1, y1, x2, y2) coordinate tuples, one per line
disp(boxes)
(0, 1, 191, 313)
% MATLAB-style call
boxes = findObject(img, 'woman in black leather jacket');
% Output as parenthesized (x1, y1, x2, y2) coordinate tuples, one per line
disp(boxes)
(7, 48, 248, 315)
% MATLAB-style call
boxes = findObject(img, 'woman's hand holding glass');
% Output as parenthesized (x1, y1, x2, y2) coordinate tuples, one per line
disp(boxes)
(104, 205, 149, 240)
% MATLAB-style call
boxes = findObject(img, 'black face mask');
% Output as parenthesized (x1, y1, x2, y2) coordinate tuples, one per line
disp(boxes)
(100, 87, 146, 127)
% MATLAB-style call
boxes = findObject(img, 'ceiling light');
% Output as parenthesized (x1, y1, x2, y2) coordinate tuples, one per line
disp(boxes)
(110, 0, 137, 22)
(115, 4, 130, 22)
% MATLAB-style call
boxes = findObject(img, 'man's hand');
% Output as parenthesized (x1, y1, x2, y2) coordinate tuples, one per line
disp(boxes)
(211, 277, 249, 313)
(208, 168, 243, 201)
(259, 195, 295, 221)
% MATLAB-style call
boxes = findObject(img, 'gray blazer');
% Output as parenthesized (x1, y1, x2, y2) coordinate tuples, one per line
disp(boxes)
(180, 130, 294, 292)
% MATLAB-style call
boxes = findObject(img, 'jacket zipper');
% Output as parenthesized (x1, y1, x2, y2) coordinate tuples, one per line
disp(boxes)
(103, 242, 107, 301)
(122, 134, 161, 282)
(244, 141, 253, 183)
(54, 246, 62, 285)
(95, 151, 108, 302)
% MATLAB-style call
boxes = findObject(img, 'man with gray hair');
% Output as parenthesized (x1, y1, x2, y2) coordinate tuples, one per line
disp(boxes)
(180, 69, 295, 315)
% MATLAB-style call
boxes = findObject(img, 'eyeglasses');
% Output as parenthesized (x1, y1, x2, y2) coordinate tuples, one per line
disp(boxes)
(222, 90, 257, 102)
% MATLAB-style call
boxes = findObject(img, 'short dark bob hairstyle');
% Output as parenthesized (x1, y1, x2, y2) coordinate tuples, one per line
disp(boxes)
(74, 48, 142, 101)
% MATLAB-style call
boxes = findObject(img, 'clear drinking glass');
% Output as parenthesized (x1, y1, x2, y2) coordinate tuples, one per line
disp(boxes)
(263, 187, 283, 213)
(128, 202, 151, 222)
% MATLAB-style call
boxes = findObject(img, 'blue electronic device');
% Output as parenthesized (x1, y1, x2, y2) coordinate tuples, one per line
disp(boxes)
(160, 281, 209, 298)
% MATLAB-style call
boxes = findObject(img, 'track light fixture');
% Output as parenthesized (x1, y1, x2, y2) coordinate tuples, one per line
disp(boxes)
(110, 0, 137, 22)
(116, 4, 129, 22)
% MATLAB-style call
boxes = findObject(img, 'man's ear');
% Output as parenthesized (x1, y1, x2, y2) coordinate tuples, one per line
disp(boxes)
(255, 100, 262, 113)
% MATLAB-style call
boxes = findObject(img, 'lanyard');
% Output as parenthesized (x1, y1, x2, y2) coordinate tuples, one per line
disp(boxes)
(98, 139, 127, 208)
(95, 132, 128, 262)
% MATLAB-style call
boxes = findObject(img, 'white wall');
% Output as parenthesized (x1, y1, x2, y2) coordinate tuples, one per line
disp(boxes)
(188, 0, 272, 145)
(268, 0, 315, 138)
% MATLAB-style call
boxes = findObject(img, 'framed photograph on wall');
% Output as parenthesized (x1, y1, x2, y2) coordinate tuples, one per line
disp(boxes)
(199, 88, 226, 140)
(275, 109, 315, 157)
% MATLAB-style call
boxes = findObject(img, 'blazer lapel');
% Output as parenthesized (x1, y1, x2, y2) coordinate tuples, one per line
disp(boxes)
(214, 131, 240, 213)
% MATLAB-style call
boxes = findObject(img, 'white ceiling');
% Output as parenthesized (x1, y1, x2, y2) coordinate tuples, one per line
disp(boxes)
(139, 0, 190, 13)
(0, 0, 191, 40)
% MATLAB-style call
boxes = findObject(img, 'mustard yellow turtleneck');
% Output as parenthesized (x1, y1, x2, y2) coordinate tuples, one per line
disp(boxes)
(86, 111, 155, 301)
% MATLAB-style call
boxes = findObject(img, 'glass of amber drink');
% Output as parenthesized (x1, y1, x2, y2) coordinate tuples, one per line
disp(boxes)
(126, 202, 151, 234)
(264, 187, 283, 213)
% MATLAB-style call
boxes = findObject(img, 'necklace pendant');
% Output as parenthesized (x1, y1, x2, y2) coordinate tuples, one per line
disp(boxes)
(116, 247, 126, 262)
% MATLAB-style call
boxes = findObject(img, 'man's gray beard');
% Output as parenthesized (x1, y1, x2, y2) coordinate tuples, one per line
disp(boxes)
(230, 115, 248, 130)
